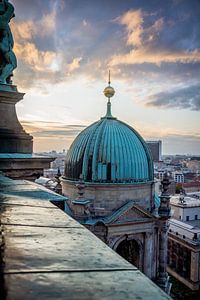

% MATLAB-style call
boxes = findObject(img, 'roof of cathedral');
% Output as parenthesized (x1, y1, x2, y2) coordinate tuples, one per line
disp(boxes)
(64, 78, 153, 184)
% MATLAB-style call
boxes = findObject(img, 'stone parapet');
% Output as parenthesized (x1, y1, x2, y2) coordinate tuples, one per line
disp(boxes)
(0, 175, 171, 300)
(0, 154, 54, 180)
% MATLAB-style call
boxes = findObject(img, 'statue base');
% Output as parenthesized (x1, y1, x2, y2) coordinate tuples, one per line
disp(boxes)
(0, 82, 18, 93)
(0, 85, 33, 153)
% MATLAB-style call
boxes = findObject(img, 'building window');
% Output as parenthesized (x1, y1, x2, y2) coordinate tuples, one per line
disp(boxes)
(195, 215, 198, 220)
(179, 216, 181, 220)
(107, 163, 111, 181)
(193, 233, 198, 240)
(186, 216, 189, 221)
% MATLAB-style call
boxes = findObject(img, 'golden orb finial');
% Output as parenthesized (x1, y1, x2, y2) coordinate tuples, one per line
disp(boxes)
(103, 70, 115, 99)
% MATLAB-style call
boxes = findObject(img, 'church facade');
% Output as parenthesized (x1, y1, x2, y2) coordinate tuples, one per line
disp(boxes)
(61, 80, 171, 292)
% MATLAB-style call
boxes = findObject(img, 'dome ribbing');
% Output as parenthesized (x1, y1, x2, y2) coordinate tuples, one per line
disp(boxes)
(64, 116, 153, 183)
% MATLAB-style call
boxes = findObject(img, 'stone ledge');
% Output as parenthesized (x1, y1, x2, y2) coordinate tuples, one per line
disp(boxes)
(0, 155, 54, 180)
(0, 176, 171, 300)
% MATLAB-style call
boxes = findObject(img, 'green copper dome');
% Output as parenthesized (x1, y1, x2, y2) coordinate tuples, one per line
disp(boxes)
(65, 104, 153, 183)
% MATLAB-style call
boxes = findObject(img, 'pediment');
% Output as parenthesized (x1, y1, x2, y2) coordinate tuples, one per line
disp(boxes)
(108, 204, 154, 225)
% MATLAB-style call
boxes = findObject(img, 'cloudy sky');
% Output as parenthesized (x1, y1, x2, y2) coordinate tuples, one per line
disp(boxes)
(11, 0, 200, 154)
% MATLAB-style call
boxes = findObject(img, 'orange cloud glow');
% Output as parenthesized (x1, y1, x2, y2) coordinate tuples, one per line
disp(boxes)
(110, 48, 200, 66)
(119, 9, 144, 47)
(110, 9, 200, 66)
(14, 42, 56, 72)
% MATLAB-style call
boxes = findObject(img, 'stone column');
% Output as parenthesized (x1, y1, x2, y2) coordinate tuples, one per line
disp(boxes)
(157, 173, 171, 294)
(144, 232, 153, 278)
(158, 223, 169, 288)
(168, 240, 173, 267)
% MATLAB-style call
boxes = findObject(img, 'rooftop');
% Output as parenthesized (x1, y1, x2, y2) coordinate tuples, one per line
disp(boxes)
(0, 175, 68, 202)
(170, 195, 200, 208)
(0, 175, 170, 299)
(187, 192, 200, 198)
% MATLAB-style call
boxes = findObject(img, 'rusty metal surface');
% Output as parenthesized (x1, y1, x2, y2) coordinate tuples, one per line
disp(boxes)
(0, 176, 171, 300)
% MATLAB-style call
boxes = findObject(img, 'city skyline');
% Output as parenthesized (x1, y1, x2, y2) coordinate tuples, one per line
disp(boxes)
(12, 0, 200, 154)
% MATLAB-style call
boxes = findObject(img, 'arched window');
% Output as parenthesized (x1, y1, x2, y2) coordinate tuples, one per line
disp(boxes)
(116, 239, 140, 269)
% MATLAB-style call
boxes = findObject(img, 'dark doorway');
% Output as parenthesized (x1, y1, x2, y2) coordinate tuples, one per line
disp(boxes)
(116, 239, 140, 269)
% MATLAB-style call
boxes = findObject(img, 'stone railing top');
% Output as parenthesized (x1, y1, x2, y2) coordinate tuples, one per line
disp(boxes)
(0, 153, 53, 160)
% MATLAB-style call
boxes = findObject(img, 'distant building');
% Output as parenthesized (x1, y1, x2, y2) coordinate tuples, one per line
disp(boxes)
(186, 158, 200, 173)
(187, 191, 200, 199)
(168, 195, 200, 290)
(146, 140, 162, 162)
(182, 182, 200, 193)
(184, 172, 197, 182)
(173, 172, 184, 183)
(35, 151, 66, 179)
(157, 170, 165, 180)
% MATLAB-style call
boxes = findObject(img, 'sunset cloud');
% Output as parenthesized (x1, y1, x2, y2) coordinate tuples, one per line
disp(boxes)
(67, 57, 83, 73)
(21, 119, 200, 155)
(11, 11, 56, 43)
(21, 120, 86, 139)
(146, 84, 200, 111)
(11, 9, 58, 76)
(110, 49, 200, 66)
(118, 9, 144, 47)
(20, 120, 86, 152)
(110, 9, 200, 66)
(8, 0, 200, 154)
(14, 42, 56, 72)
(11, 1, 200, 92)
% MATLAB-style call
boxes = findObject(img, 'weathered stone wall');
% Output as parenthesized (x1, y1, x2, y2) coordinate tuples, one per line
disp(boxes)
(62, 179, 154, 215)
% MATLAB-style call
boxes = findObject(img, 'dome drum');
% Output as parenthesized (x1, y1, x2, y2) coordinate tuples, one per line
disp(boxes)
(61, 178, 154, 215)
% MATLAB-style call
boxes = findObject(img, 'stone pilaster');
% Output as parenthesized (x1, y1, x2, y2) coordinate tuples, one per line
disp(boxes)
(190, 251, 199, 282)
(157, 223, 169, 289)
(157, 173, 171, 294)
(144, 232, 153, 278)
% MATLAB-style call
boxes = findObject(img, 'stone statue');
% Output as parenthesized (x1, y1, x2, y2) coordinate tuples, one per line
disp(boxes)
(0, 0, 17, 84)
